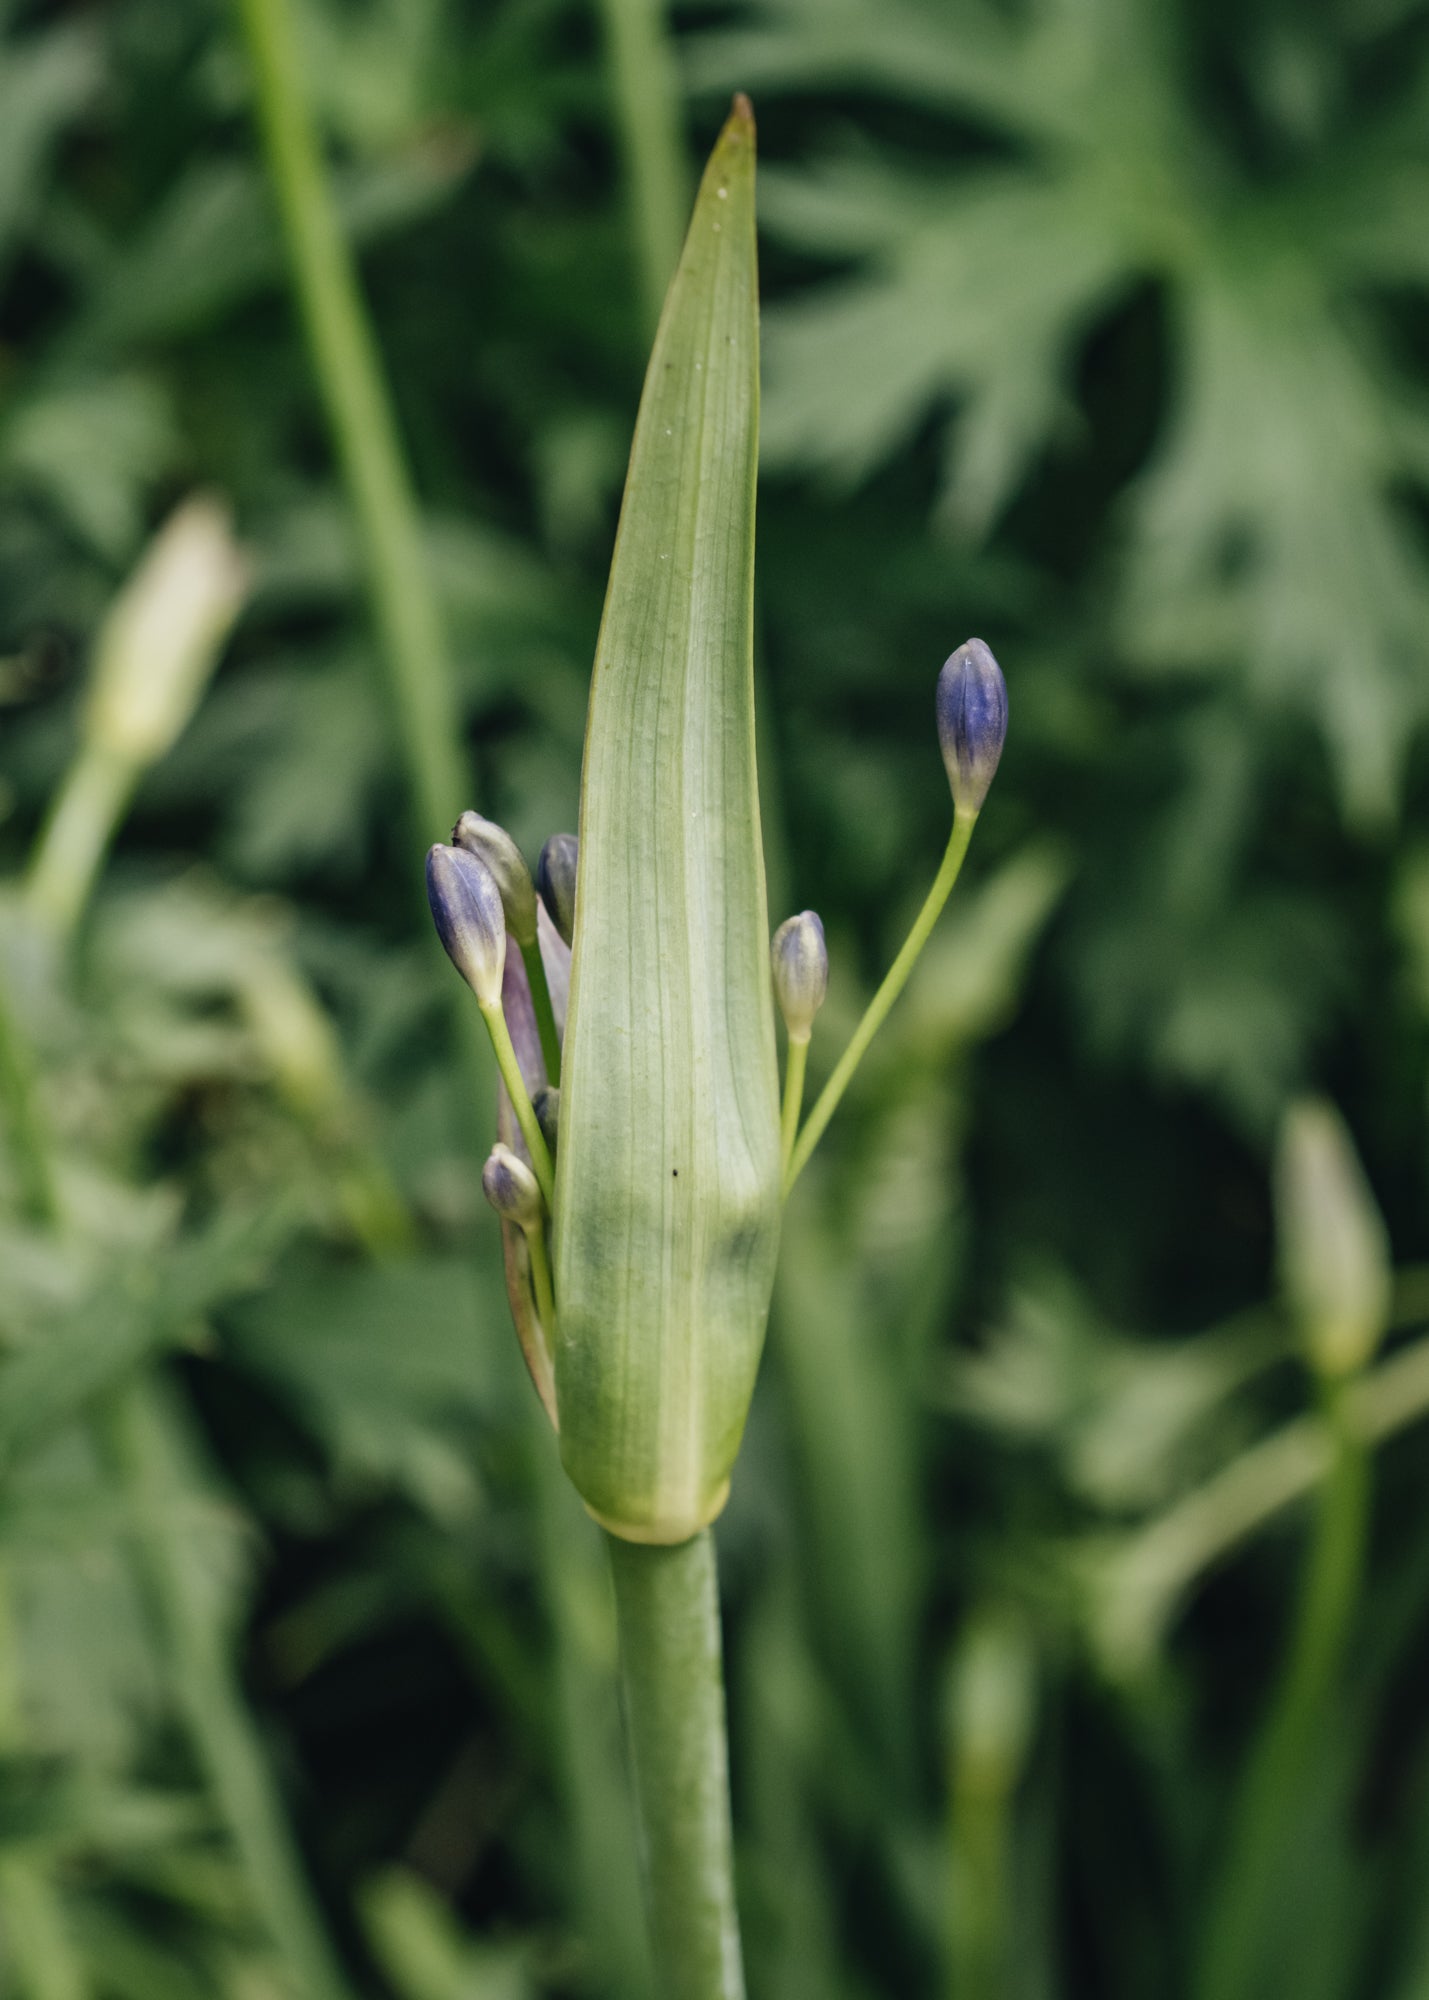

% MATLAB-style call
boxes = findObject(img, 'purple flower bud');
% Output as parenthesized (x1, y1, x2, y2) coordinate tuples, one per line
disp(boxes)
(482, 1142, 544, 1230)
(427, 842, 506, 1007)
(937, 638, 1007, 815)
(771, 910, 828, 1041)
(533, 1084, 560, 1156)
(452, 810, 539, 947)
(537, 833, 578, 946)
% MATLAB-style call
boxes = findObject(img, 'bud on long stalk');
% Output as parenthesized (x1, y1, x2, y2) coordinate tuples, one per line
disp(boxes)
(87, 497, 249, 766)
(1275, 1098, 1390, 1379)
(28, 497, 249, 941)
(553, 98, 781, 1544)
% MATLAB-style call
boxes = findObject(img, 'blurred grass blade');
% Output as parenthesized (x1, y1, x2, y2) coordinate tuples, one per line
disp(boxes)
(103, 1377, 355, 2000)
(553, 97, 781, 1543)
(597, 0, 688, 330)
(235, 0, 465, 837)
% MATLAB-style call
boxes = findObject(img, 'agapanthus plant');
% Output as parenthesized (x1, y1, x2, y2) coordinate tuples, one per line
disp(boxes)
(426, 97, 1006, 2000)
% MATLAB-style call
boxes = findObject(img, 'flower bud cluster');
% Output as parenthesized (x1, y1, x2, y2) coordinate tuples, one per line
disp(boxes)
(426, 841, 507, 1008)
(425, 637, 1009, 1531)
(453, 811, 540, 948)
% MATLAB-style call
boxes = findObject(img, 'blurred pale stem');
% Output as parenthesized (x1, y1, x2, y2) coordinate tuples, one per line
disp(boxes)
(26, 744, 134, 943)
(1101, 1317, 1429, 1663)
(597, 0, 688, 331)
(235, 0, 463, 836)
(944, 1614, 1034, 2000)
(607, 1532, 745, 2000)
(0, 1847, 85, 2000)
(947, 1751, 1014, 2000)
(0, 977, 61, 1227)
(1195, 1376, 1368, 2000)
(0, 1461, 86, 2000)
(779, 1034, 808, 1180)
(479, 999, 555, 1206)
(27, 737, 411, 1261)
(0, 990, 85, 2000)
(785, 810, 977, 1193)
(236, 0, 497, 1117)
(519, 937, 562, 1086)
(28, 498, 246, 941)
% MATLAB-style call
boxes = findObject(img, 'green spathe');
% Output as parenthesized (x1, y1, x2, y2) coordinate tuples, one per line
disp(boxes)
(554, 98, 780, 1545)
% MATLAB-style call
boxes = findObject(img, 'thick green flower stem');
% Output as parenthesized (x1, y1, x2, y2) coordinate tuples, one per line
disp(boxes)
(607, 1531, 745, 2000)
(785, 808, 977, 1194)
(1194, 1375, 1369, 2000)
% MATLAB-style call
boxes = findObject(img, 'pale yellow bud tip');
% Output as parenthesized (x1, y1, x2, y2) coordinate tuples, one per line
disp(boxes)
(86, 495, 250, 766)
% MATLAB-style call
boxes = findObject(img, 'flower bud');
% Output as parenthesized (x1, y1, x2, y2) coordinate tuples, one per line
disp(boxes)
(1276, 1098, 1391, 1379)
(537, 833, 578, 946)
(533, 1085, 560, 1157)
(771, 911, 828, 1043)
(452, 811, 539, 948)
(87, 495, 249, 765)
(426, 843, 506, 1007)
(483, 1142, 544, 1231)
(937, 638, 1007, 815)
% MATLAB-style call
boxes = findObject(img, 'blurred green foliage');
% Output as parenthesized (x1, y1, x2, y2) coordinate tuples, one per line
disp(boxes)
(2, 1, 1429, 1997)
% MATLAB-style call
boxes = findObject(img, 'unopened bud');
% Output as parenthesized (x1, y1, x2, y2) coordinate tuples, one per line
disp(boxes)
(87, 495, 249, 765)
(937, 638, 1007, 815)
(482, 1142, 544, 1230)
(426, 843, 506, 1007)
(452, 811, 538, 948)
(537, 833, 578, 945)
(533, 1085, 560, 1156)
(1276, 1098, 1391, 1379)
(771, 911, 827, 1042)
